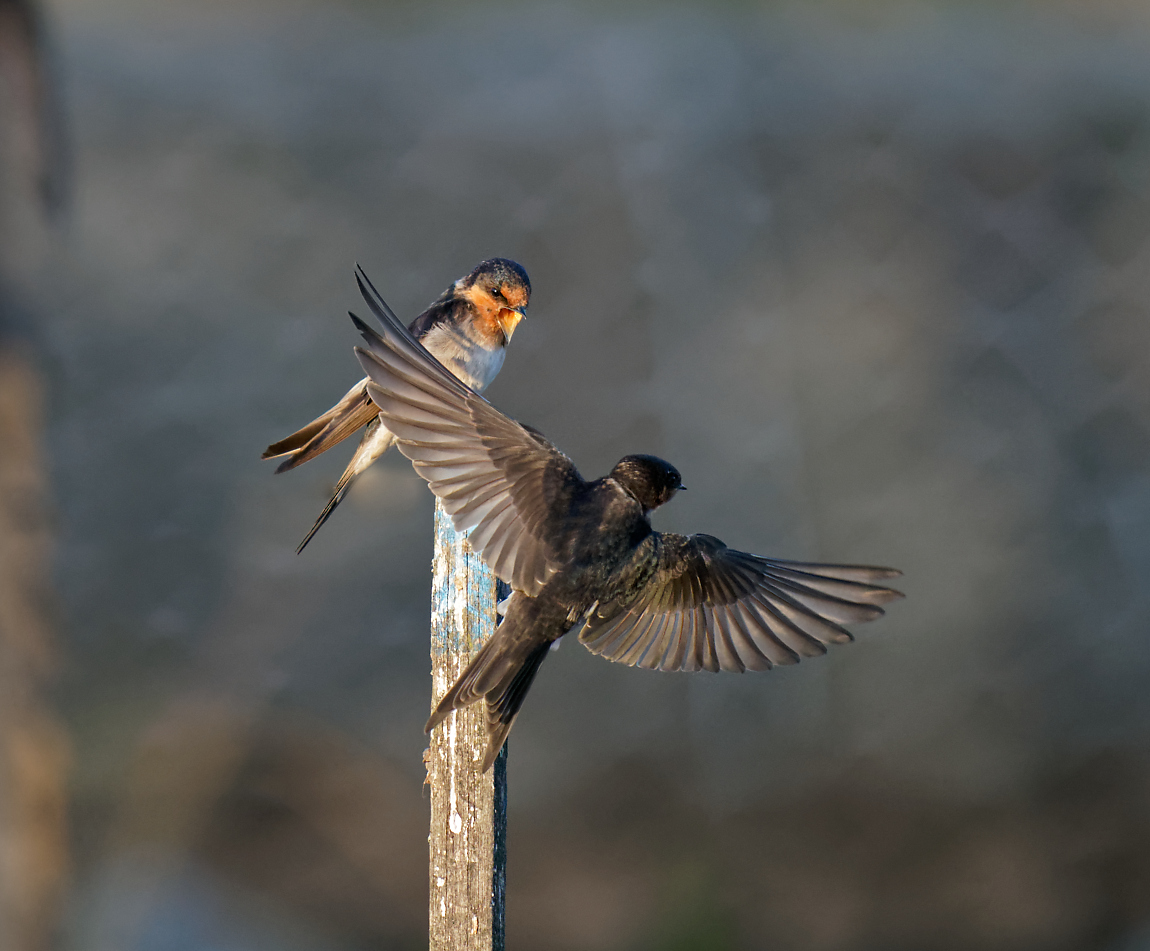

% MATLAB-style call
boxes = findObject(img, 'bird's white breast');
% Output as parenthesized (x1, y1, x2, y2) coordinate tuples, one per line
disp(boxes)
(420, 322, 506, 392)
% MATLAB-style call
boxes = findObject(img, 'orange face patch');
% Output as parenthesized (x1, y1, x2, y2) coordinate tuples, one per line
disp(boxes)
(460, 284, 514, 343)
(500, 284, 529, 311)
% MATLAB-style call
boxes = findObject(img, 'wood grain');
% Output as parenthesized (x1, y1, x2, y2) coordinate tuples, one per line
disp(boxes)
(428, 498, 506, 951)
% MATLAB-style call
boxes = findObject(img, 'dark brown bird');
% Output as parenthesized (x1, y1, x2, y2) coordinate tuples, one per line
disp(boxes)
(350, 293, 904, 772)
(263, 259, 531, 552)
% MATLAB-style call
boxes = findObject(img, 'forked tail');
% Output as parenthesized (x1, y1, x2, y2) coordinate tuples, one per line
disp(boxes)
(426, 594, 559, 772)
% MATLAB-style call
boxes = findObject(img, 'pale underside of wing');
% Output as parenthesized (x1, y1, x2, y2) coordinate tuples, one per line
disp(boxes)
(579, 534, 903, 673)
(349, 270, 581, 597)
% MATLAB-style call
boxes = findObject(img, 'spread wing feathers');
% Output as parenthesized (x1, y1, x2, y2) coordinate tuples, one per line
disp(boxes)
(579, 534, 903, 673)
(263, 379, 378, 472)
(350, 300, 582, 597)
(357, 264, 458, 341)
(354, 263, 406, 326)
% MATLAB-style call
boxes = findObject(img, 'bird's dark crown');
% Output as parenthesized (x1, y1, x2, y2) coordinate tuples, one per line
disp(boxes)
(465, 258, 532, 311)
(610, 454, 683, 512)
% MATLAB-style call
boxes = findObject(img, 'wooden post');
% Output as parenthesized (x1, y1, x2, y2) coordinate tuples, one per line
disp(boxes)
(428, 498, 507, 951)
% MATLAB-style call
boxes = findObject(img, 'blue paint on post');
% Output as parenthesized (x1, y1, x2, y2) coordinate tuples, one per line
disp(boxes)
(431, 500, 498, 657)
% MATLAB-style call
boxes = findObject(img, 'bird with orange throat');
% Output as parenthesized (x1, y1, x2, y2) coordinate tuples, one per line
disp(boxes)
(263, 259, 530, 552)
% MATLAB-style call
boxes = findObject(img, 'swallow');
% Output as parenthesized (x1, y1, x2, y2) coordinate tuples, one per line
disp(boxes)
(349, 295, 904, 772)
(263, 259, 531, 553)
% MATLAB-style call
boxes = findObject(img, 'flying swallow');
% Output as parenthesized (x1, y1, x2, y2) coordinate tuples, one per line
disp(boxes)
(349, 294, 904, 772)
(263, 259, 531, 552)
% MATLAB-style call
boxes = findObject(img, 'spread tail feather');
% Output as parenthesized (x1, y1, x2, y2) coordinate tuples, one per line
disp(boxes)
(263, 380, 377, 472)
(263, 414, 330, 461)
(479, 640, 551, 771)
(426, 593, 556, 772)
(425, 632, 532, 733)
(296, 469, 355, 554)
(295, 420, 395, 553)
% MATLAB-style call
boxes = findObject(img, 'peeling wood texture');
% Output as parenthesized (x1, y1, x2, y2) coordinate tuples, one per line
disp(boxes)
(429, 499, 506, 951)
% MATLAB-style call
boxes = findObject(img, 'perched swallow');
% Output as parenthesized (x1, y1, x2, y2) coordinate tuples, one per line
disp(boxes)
(349, 295, 904, 772)
(263, 259, 531, 552)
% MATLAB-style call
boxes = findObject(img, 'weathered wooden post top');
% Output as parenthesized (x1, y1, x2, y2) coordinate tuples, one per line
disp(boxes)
(428, 498, 507, 951)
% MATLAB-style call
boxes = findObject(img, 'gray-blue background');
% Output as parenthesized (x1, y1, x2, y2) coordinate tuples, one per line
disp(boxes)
(11, 0, 1150, 947)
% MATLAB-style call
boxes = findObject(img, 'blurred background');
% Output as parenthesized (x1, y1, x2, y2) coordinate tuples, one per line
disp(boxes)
(1, 0, 1149, 948)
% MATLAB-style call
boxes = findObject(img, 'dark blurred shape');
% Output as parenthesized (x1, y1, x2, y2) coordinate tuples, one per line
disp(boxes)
(0, 0, 65, 219)
(0, 3, 68, 950)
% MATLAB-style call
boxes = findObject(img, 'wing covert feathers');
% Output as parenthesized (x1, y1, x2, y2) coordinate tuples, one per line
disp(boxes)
(352, 302, 582, 597)
(579, 534, 903, 674)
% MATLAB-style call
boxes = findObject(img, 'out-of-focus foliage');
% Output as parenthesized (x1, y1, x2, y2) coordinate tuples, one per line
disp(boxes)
(21, 0, 1150, 948)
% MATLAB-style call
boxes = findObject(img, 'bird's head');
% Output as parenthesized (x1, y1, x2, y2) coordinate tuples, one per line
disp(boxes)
(459, 258, 531, 342)
(610, 454, 685, 513)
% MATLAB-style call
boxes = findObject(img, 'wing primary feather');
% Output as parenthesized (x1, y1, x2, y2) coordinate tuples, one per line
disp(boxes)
(636, 612, 678, 667)
(733, 601, 800, 665)
(752, 590, 851, 649)
(582, 608, 639, 656)
(762, 558, 903, 584)
(761, 575, 886, 624)
(350, 309, 475, 403)
(709, 606, 745, 673)
(638, 614, 678, 671)
(617, 612, 662, 666)
(685, 569, 708, 672)
(662, 608, 692, 672)
(354, 264, 405, 327)
(466, 498, 516, 550)
(437, 473, 507, 505)
(699, 578, 721, 672)
(360, 352, 471, 414)
(362, 349, 474, 418)
(748, 593, 830, 657)
(758, 563, 904, 605)
(723, 607, 772, 671)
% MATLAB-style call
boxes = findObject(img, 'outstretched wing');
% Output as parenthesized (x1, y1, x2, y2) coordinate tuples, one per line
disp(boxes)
(579, 533, 903, 673)
(351, 268, 582, 596)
